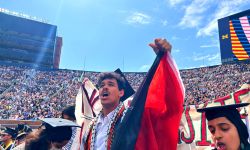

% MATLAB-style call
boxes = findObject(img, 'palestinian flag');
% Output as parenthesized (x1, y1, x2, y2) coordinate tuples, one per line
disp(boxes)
(111, 51, 185, 150)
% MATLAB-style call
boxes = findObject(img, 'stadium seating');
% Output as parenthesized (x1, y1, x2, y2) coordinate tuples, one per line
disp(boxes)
(0, 63, 249, 120)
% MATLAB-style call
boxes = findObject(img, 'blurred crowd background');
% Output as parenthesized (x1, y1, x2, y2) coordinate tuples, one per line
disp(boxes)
(0, 63, 249, 120)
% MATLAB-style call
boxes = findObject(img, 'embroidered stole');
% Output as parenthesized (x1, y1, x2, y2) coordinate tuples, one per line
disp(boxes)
(85, 103, 125, 150)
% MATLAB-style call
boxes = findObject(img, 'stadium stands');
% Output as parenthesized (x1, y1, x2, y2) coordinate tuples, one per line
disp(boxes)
(0, 63, 249, 120)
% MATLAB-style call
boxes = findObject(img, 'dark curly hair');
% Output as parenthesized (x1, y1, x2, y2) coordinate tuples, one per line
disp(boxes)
(97, 72, 125, 90)
(25, 125, 72, 150)
(62, 105, 76, 121)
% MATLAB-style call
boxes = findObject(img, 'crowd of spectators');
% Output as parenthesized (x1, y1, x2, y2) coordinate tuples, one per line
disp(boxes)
(181, 63, 249, 105)
(0, 62, 249, 120)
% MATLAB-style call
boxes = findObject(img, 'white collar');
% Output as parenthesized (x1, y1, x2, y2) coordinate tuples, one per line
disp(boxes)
(97, 108, 116, 124)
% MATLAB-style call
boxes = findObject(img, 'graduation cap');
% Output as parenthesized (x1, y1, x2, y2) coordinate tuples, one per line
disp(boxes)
(15, 124, 32, 140)
(41, 118, 80, 128)
(197, 103, 250, 146)
(114, 68, 135, 101)
(40, 118, 80, 143)
(197, 103, 249, 121)
(1, 127, 17, 138)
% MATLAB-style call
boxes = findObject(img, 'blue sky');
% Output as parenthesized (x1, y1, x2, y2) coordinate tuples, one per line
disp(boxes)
(0, 0, 249, 72)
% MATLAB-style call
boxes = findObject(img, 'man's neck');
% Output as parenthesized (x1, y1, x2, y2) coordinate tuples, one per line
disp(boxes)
(102, 102, 120, 117)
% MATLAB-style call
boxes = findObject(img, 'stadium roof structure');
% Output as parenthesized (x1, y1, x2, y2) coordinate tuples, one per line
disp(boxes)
(0, 7, 49, 24)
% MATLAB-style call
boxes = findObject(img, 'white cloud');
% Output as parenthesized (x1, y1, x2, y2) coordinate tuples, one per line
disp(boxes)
(126, 12, 151, 25)
(168, 0, 185, 6)
(171, 35, 190, 41)
(179, 0, 250, 35)
(200, 44, 219, 48)
(196, 20, 218, 37)
(193, 54, 210, 61)
(178, 0, 212, 28)
(193, 52, 220, 62)
(139, 64, 150, 72)
(173, 49, 180, 53)
(207, 53, 220, 61)
(171, 36, 180, 40)
(196, 0, 250, 37)
(161, 20, 168, 26)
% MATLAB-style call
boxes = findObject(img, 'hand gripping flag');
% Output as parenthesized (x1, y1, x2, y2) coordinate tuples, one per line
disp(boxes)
(111, 51, 185, 150)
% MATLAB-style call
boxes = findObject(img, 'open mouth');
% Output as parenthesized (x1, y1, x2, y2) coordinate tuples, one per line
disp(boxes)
(101, 92, 109, 97)
(216, 142, 226, 150)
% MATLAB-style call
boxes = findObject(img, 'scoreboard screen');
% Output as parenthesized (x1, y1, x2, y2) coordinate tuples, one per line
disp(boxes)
(218, 9, 250, 64)
(0, 11, 57, 68)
